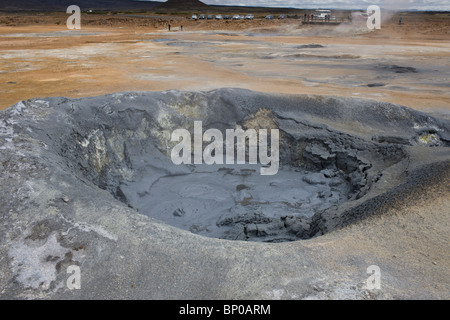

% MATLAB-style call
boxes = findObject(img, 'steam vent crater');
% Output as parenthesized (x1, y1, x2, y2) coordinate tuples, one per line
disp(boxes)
(2, 88, 449, 243)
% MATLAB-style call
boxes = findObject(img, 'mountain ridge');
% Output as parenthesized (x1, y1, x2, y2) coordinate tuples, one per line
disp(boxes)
(0, 0, 163, 11)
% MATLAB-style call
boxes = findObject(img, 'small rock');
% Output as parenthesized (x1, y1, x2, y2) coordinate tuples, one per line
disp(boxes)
(173, 208, 185, 217)
(302, 173, 326, 185)
(61, 195, 69, 203)
(245, 224, 258, 236)
(321, 169, 336, 178)
(367, 83, 385, 87)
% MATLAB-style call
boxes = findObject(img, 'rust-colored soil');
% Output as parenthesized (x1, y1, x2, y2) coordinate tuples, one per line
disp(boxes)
(1, 12, 449, 112)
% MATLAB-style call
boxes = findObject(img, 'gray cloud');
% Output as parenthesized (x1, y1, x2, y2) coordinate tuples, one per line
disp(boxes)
(201, 0, 450, 10)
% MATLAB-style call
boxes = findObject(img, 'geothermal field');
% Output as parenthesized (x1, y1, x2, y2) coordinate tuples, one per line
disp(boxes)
(0, 1, 449, 300)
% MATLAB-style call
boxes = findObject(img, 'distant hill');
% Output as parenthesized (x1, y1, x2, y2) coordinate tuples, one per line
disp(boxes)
(154, 0, 209, 12)
(0, 0, 162, 11)
(153, 0, 303, 14)
(156, 0, 208, 9)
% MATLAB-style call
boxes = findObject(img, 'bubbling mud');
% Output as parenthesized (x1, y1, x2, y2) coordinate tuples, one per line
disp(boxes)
(8, 89, 448, 242)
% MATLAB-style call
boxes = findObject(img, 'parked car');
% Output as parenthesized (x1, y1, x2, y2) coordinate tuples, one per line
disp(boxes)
(265, 15, 274, 19)
(192, 14, 198, 20)
(215, 14, 223, 20)
(199, 14, 206, 20)
(245, 14, 254, 20)
(278, 14, 287, 19)
(207, 15, 214, 20)
(224, 15, 231, 20)
(232, 14, 240, 20)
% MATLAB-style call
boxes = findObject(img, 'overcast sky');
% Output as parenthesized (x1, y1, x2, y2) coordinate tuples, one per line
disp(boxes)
(198, 0, 450, 10)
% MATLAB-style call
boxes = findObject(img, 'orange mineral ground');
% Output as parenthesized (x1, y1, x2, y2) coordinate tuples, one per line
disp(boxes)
(0, 11, 449, 114)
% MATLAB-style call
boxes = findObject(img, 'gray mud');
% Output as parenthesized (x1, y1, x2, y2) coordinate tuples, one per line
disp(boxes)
(122, 164, 350, 242)
(375, 64, 419, 73)
(1, 89, 448, 243)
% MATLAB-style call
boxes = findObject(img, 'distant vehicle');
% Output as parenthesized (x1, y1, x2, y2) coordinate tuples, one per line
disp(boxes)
(314, 9, 331, 20)
(265, 15, 274, 19)
(239, 15, 245, 20)
(245, 14, 254, 20)
(232, 14, 240, 20)
(215, 15, 223, 20)
(278, 14, 287, 19)
(199, 14, 206, 20)
(224, 15, 231, 20)
(207, 15, 214, 20)
(192, 14, 198, 20)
